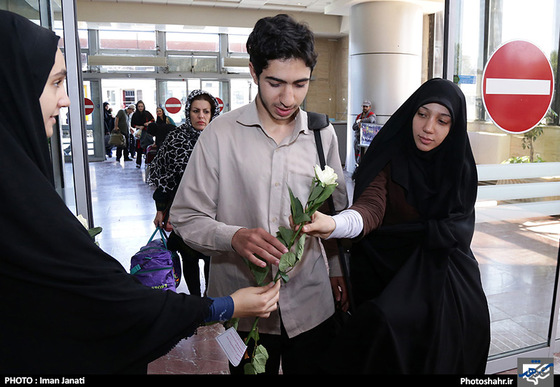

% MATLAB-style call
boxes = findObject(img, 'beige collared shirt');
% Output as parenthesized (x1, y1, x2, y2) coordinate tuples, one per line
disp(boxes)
(169, 100, 348, 337)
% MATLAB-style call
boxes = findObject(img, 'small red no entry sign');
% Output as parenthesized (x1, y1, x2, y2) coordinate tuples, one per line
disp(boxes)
(165, 97, 182, 114)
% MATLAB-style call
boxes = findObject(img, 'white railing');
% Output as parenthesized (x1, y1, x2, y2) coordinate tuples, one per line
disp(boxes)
(475, 162, 560, 223)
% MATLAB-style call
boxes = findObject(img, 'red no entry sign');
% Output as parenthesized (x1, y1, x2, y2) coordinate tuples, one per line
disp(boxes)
(84, 98, 94, 115)
(482, 40, 554, 134)
(216, 97, 224, 112)
(165, 97, 182, 114)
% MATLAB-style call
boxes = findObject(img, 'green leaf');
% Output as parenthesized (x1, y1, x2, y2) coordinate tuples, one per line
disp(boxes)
(279, 271, 290, 283)
(293, 212, 311, 225)
(295, 234, 306, 260)
(245, 258, 270, 286)
(88, 226, 102, 239)
(314, 184, 337, 205)
(307, 184, 323, 203)
(276, 226, 294, 247)
(288, 187, 304, 219)
(279, 251, 296, 272)
(306, 184, 337, 216)
(252, 344, 269, 374)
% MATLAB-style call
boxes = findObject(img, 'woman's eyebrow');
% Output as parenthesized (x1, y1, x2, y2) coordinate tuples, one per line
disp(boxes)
(51, 69, 67, 79)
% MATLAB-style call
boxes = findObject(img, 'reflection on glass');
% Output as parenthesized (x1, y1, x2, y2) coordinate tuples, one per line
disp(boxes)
(454, 0, 560, 362)
(99, 30, 156, 50)
(166, 32, 219, 52)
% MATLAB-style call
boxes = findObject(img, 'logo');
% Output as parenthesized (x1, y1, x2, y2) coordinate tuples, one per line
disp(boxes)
(518, 358, 554, 386)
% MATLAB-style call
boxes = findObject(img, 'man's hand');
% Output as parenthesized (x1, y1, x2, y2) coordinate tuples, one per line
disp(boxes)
(330, 276, 349, 312)
(232, 228, 288, 268)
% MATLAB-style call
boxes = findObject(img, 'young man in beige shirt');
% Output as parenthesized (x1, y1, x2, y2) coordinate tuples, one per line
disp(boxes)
(170, 14, 348, 374)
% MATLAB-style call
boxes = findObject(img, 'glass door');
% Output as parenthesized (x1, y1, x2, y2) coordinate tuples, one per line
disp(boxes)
(448, 0, 560, 373)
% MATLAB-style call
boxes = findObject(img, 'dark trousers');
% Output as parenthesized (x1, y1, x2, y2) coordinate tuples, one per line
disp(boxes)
(229, 315, 336, 374)
(135, 145, 144, 166)
(116, 143, 130, 160)
(168, 231, 209, 296)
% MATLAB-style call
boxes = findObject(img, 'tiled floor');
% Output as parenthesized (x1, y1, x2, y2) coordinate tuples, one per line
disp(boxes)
(78, 157, 560, 375)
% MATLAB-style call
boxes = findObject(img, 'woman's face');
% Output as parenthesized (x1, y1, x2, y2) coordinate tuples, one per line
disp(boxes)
(39, 49, 70, 138)
(190, 99, 212, 131)
(412, 103, 452, 152)
(156, 107, 164, 117)
(137, 102, 144, 112)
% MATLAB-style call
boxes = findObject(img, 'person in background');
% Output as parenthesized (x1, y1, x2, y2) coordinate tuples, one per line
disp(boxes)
(147, 90, 220, 296)
(352, 100, 376, 165)
(147, 107, 176, 149)
(114, 104, 135, 162)
(0, 10, 280, 375)
(169, 14, 348, 374)
(103, 102, 115, 158)
(302, 78, 490, 374)
(156, 106, 176, 126)
(131, 100, 155, 168)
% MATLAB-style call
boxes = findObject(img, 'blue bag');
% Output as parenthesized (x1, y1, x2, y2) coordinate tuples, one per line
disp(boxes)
(130, 228, 181, 291)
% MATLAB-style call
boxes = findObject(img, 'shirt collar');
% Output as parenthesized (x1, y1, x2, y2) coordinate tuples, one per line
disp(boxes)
(237, 99, 310, 136)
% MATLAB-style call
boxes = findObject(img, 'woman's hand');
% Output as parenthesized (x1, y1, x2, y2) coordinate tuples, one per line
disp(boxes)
(301, 211, 336, 239)
(230, 281, 281, 318)
(153, 211, 165, 227)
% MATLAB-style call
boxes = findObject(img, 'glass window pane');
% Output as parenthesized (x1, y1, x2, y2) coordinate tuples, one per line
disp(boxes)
(54, 29, 89, 49)
(167, 55, 193, 72)
(228, 34, 248, 53)
(166, 32, 219, 52)
(193, 56, 218, 73)
(99, 30, 156, 50)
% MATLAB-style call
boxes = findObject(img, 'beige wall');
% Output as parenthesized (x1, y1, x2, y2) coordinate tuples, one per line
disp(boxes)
(306, 36, 349, 122)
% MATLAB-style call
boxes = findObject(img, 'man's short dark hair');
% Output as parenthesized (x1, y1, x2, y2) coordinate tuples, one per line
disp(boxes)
(246, 14, 318, 78)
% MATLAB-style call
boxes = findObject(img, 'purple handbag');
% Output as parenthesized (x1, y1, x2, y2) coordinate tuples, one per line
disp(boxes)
(130, 227, 181, 291)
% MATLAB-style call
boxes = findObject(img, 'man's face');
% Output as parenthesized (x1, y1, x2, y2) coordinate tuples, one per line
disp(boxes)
(250, 58, 311, 125)
(362, 104, 370, 114)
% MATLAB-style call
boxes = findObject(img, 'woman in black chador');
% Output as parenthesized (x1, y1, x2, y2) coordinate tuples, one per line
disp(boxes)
(0, 10, 280, 374)
(303, 78, 490, 374)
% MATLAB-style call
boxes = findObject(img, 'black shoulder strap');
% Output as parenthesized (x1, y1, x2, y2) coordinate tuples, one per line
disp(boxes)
(307, 111, 330, 131)
(308, 111, 329, 168)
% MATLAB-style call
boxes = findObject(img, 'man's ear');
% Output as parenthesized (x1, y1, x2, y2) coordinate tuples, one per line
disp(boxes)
(249, 62, 259, 85)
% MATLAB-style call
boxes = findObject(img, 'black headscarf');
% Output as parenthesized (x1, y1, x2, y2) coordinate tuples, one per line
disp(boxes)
(354, 78, 477, 220)
(326, 79, 490, 374)
(147, 89, 220, 193)
(131, 100, 154, 128)
(0, 11, 212, 374)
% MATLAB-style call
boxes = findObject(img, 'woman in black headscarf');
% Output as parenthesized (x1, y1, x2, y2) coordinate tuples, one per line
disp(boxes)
(147, 90, 220, 296)
(131, 100, 155, 168)
(303, 78, 490, 374)
(0, 10, 279, 374)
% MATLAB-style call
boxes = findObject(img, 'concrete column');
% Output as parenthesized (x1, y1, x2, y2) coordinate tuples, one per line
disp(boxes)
(346, 0, 424, 171)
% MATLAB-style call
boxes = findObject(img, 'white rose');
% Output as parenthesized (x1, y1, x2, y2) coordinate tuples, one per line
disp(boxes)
(314, 164, 338, 187)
